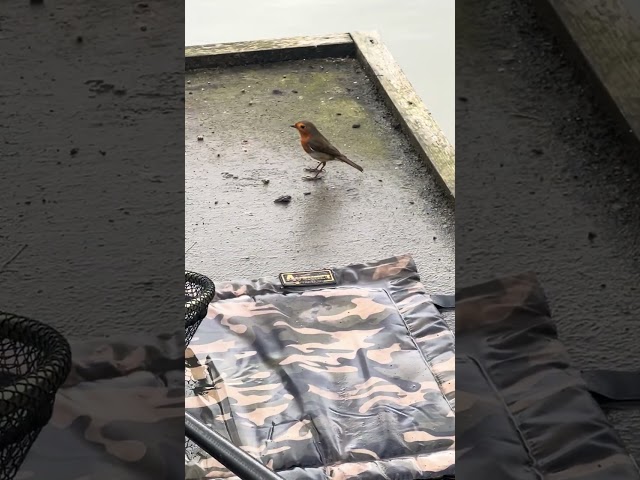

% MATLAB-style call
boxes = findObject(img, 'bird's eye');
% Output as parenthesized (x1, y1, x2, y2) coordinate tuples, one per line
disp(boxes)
(300, 125, 305, 129)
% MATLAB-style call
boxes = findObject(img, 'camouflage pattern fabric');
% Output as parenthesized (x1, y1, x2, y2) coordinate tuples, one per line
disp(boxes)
(185, 254, 455, 479)
(16, 330, 184, 480)
(456, 273, 640, 480)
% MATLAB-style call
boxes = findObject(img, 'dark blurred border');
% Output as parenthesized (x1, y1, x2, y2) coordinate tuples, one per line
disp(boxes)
(456, 0, 640, 475)
(0, 0, 184, 478)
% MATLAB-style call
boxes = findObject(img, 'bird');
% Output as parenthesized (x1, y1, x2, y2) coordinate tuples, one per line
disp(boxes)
(291, 121, 363, 179)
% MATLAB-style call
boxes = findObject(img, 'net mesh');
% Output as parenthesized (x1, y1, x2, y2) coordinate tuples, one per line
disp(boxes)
(0, 312, 71, 480)
(185, 271, 215, 347)
(185, 271, 216, 469)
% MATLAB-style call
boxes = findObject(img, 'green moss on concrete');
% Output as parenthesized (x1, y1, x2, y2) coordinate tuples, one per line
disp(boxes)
(186, 58, 390, 162)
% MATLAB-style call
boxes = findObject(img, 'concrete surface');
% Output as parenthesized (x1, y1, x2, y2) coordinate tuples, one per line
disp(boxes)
(185, 57, 454, 327)
(457, 0, 640, 461)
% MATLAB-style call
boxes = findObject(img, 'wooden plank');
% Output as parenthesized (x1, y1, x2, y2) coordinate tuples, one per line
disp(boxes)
(531, 0, 640, 146)
(351, 31, 455, 199)
(185, 34, 355, 70)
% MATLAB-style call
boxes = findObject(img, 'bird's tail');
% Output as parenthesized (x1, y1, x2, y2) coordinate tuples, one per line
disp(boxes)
(338, 155, 364, 172)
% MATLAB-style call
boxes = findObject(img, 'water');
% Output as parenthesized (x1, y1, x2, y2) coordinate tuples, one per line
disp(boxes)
(185, 0, 455, 145)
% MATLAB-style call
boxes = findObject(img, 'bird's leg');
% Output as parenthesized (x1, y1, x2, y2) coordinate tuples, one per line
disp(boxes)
(302, 163, 326, 181)
(313, 163, 326, 178)
(304, 162, 322, 173)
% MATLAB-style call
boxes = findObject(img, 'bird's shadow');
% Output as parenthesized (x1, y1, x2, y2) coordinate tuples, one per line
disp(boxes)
(296, 181, 346, 237)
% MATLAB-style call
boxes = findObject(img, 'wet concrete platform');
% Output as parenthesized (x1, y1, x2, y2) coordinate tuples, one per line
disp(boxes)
(185, 57, 454, 325)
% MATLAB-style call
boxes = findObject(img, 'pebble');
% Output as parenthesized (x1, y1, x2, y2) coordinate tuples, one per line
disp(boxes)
(352, 124, 361, 129)
(274, 195, 292, 204)
(197, 135, 204, 141)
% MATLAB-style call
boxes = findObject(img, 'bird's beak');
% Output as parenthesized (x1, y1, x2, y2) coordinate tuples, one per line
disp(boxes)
(290, 125, 296, 128)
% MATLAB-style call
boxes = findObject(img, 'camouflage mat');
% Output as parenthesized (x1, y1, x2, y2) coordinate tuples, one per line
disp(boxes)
(16, 331, 184, 480)
(185, 254, 456, 479)
(456, 273, 640, 480)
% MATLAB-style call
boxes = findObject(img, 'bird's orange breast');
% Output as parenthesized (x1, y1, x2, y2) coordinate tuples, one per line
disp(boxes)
(299, 134, 313, 154)
(300, 138, 313, 154)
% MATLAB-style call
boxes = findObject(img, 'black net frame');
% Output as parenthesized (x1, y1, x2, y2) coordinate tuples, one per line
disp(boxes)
(185, 271, 216, 472)
(0, 312, 72, 480)
(185, 271, 215, 347)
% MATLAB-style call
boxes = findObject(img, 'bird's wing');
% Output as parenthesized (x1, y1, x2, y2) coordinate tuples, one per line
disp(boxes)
(307, 135, 342, 157)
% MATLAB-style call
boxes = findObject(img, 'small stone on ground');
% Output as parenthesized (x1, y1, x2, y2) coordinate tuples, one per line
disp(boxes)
(274, 195, 292, 204)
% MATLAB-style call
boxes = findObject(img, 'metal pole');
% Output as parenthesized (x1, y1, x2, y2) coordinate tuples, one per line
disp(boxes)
(185, 412, 284, 480)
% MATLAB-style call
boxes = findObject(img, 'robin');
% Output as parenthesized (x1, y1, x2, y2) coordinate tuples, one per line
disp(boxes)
(291, 121, 363, 179)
